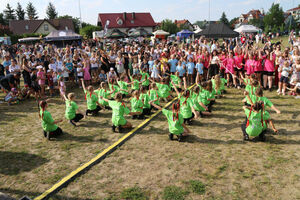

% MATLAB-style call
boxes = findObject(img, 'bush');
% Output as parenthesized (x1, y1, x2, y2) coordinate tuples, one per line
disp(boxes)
(79, 25, 101, 39)
(188, 180, 206, 194)
(120, 186, 148, 200)
(162, 186, 189, 200)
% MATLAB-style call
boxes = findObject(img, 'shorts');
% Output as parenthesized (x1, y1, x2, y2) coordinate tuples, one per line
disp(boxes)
(255, 71, 263, 73)
(263, 71, 274, 76)
(279, 76, 289, 83)
(49, 85, 54, 89)
(234, 67, 243, 72)
(77, 76, 83, 79)
(91, 68, 98, 72)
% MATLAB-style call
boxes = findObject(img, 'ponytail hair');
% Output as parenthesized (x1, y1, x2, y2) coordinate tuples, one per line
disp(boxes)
(39, 100, 47, 119)
(172, 100, 180, 121)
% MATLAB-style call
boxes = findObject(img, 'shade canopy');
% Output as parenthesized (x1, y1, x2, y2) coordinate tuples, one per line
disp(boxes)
(18, 37, 41, 42)
(234, 25, 261, 33)
(128, 27, 152, 37)
(152, 30, 170, 36)
(44, 30, 82, 41)
(194, 28, 202, 34)
(105, 29, 128, 38)
(176, 29, 194, 38)
(196, 23, 239, 38)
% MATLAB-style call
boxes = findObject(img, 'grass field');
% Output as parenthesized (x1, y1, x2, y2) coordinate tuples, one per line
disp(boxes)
(0, 85, 299, 200)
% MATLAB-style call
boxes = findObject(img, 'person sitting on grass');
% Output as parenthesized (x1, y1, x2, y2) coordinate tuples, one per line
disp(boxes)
(63, 93, 84, 127)
(150, 100, 191, 142)
(241, 101, 268, 142)
(152, 76, 172, 102)
(100, 92, 139, 133)
(39, 100, 63, 140)
(95, 82, 110, 109)
(117, 75, 129, 98)
(148, 83, 160, 110)
(140, 86, 152, 116)
(81, 79, 102, 116)
(172, 79, 199, 125)
(130, 90, 144, 119)
(5, 88, 19, 105)
(245, 87, 280, 133)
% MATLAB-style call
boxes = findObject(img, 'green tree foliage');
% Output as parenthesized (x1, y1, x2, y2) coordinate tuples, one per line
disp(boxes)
(229, 17, 239, 28)
(46, 2, 58, 19)
(26, 2, 38, 20)
(16, 2, 25, 20)
(220, 12, 229, 25)
(4, 3, 16, 21)
(194, 20, 208, 29)
(249, 18, 264, 30)
(0, 13, 6, 25)
(79, 25, 101, 38)
(263, 3, 284, 32)
(161, 19, 178, 34)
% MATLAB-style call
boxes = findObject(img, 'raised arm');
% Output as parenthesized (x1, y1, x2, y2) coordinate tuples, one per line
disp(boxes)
(81, 79, 86, 91)
(150, 101, 162, 110)
(171, 80, 180, 96)
(63, 94, 68, 101)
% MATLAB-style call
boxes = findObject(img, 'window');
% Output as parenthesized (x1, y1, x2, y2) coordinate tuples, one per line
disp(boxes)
(25, 25, 29, 30)
(44, 24, 49, 31)
(131, 20, 134, 24)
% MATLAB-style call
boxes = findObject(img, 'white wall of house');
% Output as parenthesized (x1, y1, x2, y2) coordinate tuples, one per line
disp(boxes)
(108, 27, 154, 34)
(35, 21, 56, 34)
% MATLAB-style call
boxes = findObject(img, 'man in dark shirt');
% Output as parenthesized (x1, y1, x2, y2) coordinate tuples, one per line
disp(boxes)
(0, 64, 5, 78)
(0, 73, 20, 92)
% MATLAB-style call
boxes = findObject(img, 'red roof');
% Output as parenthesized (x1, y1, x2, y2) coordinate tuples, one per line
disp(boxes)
(287, 7, 300, 12)
(98, 12, 156, 29)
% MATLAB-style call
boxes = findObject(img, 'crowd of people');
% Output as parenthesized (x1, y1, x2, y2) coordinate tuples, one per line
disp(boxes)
(1, 34, 299, 141)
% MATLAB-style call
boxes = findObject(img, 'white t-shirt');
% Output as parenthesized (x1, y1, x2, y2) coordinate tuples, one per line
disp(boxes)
(90, 57, 98, 68)
(77, 67, 83, 77)
(49, 63, 57, 72)
(62, 65, 69, 78)
(9, 65, 20, 73)
(56, 61, 64, 71)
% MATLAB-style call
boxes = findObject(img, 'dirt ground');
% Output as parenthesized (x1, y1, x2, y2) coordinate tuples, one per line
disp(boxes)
(1, 86, 299, 200)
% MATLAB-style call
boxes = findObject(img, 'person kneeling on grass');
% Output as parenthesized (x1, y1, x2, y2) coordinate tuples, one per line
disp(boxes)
(81, 79, 102, 116)
(150, 100, 191, 142)
(130, 90, 144, 119)
(100, 92, 139, 133)
(63, 93, 84, 127)
(39, 100, 63, 140)
(241, 101, 268, 142)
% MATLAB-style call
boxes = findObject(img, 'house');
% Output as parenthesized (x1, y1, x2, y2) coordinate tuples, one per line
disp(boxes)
(0, 24, 11, 36)
(97, 12, 156, 34)
(174, 19, 194, 30)
(238, 9, 264, 23)
(286, 6, 300, 20)
(9, 19, 74, 35)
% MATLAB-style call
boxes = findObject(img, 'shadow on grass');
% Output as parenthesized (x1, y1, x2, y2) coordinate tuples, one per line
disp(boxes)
(0, 188, 95, 200)
(183, 134, 245, 144)
(277, 128, 300, 135)
(55, 132, 110, 143)
(0, 151, 48, 175)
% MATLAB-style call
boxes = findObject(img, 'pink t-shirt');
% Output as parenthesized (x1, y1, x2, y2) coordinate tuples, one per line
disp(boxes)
(225, 58, 235, 74)
(37, 71, 45, 85)
(254, 59, 263, 72)
(245, 59, 255, 75)
(234, 55, 243, 69)
(219, 55, 227, 69)
(263, 55, 275, 72)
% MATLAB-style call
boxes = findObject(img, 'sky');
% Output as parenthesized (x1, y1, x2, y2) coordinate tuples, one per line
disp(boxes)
(0, 0, 298, 25)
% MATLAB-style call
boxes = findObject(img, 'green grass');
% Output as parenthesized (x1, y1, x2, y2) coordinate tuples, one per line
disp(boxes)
(120, 186, 148, 200)
(187, 180, 206, 195)
(162, 186, 189, 200)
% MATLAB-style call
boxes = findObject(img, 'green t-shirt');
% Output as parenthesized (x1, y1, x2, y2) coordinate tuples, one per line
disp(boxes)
(244, 108, 267, 136)
(109, 84, 120, 98)
(162, 108, 184, 135)
(198, 89, 210, 105)
(140, 93, 151, 109)
(40, 110, 58, 132)
(220, 78, 227, 91)
(191, 92, 205, 111)
(95, 88, 109, 106)
(179, 94, 193, 119)
(108, 100, 130, 126)
(130, 97, 143, 113)
(84, 90, 98, 110)
(251, 96, 273, 108)
(170, 75, 181, 88)
(117, 81, 129, 95)
(130, 77, 140, 90)
(149, 89, 160, 105)
(65, 100, 78, 120)
(156, 83, 171, 98)
(141, 72, 150, 86)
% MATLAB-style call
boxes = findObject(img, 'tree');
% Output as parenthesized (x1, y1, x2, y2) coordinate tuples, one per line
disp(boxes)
(161, 19, 178, 34)
(0, 13, 8, 25)
(3, 3, 15, 21)
(220, 12, 229, 26)
(58, 15, 81, 33)
(194, 20, 208, 29)
(263, 3, 284, 32)
(16, 2, 25, 20)
(229, 17, 239, 28)
(46, 2, 58, 19)
(79, 25, 101, 38)
(249, 18, 264, 30)
(26, 2, 38, 20)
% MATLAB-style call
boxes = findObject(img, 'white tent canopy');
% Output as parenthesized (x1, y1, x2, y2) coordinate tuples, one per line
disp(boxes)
(194, 28, 202, 34)
(18, 37, 40, 42)
(234, 25, 261, 33)
(152, 30, 170, 36)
